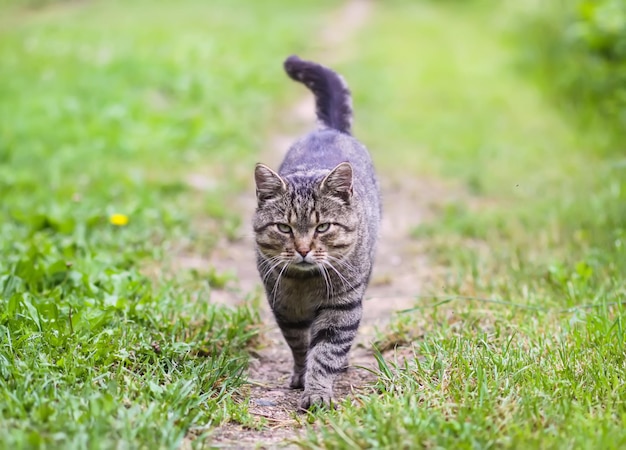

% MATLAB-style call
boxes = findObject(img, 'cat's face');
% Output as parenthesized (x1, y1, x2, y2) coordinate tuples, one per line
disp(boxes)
(253, 163, 358, 273)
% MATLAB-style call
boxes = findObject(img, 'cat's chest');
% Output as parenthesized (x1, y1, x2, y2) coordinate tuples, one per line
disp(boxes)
(273, 276, 326, 311)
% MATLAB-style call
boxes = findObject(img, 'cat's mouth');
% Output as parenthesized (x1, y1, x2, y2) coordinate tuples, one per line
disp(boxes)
(292, 252, 317, 266)
(295, 260, 315, 266)
(292, 260, 317, 270)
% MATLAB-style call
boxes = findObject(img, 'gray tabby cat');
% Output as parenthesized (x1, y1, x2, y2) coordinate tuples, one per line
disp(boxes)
(253, 55, 380, 410)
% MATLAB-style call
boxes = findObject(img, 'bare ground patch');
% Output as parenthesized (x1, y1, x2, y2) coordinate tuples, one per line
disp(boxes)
(176, 0, 459, 447)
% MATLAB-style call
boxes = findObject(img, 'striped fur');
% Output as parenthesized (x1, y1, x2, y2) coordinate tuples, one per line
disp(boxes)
(253, 56, 380, 410)
(284, 55, 353, 134)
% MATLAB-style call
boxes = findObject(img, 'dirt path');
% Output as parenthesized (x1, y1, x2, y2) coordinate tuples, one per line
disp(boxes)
(204, 1, 432, 447)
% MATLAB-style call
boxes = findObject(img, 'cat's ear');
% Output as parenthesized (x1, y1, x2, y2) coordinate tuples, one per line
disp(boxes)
(255, 163, 286, 204)
(320, 162, 353, 204)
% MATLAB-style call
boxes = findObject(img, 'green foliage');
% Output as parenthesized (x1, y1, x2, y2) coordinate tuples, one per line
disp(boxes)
(521, 0, 626, 138)
(576, 0, 626, 59)
(303, 307, 626, 449)
(0, 0, 331, 447)
(2, 0, 624, 447)
(296, 0, 626, 447)
(0, 271, 257, 448)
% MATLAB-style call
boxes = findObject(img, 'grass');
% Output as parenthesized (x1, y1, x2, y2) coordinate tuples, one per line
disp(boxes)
(515, 0, 626, 142)
(296, 0, 626, 448)
(302, 313, 625, 449)
(0, 0, 332, 448)
(2, 0, 625, 448)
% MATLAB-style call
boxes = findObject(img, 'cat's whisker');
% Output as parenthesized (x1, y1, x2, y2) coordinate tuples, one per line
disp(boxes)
(326, 254, 358, 272)
(270, 262, 290, 299)
(257, 255, 280, 272)
(258, 254, 281, 273)
(260, 258, 284, 285)
(318, 263, 333, 300)
(323, 260, 359, 294)
(259, 258, 282, 274)
(325, 255, 359, 282)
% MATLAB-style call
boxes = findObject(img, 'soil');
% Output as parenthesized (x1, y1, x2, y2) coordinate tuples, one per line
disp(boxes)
(184, 1, 443, 448)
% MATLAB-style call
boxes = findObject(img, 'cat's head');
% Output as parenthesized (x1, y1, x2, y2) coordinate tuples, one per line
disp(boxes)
(253, 162, 358, 271)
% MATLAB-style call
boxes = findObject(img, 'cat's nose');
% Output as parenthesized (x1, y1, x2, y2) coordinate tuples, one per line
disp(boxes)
(296, 248, 310, 257)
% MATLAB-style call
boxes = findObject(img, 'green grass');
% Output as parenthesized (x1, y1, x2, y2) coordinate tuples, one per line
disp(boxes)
(301, 311, 625, 449)
(516, 0, 626, 142)
(3, 0, 625, 448)
(297, 0, 626, 448)
(0, 0, 332, 448)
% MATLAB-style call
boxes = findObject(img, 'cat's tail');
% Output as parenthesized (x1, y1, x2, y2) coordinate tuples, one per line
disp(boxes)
(284, 55, 352, 135)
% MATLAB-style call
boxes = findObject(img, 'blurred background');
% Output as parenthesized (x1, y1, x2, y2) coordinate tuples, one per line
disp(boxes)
(0, 0, 624, 448)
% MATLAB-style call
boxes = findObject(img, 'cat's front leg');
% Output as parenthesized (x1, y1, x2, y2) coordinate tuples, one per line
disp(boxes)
(300, 301, 362, 410)
(274, 313, 312, 389)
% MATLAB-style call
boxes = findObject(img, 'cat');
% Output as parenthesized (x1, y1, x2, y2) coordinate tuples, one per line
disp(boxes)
(253, 55, 380, 410)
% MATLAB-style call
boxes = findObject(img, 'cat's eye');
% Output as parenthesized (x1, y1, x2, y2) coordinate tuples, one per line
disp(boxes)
(276, 223, 292, 234)
(316, 223, 331, 233)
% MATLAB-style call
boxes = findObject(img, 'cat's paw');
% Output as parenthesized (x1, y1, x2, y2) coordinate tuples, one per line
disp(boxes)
(289, 371, 305, 389)
(299, 390, 333, 411)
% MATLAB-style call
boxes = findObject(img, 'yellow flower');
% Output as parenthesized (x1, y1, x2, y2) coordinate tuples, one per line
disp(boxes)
(109, 213, 129, 226)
